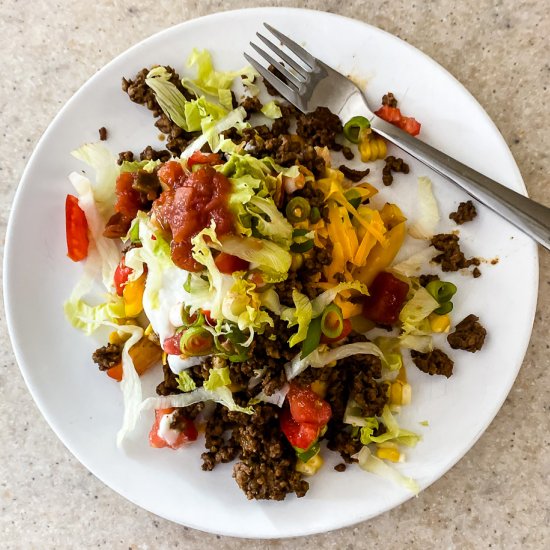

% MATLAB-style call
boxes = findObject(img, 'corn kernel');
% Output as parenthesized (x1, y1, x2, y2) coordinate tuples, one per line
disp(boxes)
(389, 380, 412, 406)
(311, 380, 327, 398)
(429, 313, 451, 333)
(144, 324, 153, 337)
(295, 453, 324, 476)
(396, 366, 408, 384)
(123, 273, 146, 317)
(376, 447, 401, 463)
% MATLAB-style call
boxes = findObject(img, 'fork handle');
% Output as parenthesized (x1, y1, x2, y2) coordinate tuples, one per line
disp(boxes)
(370, 116, 550, 250)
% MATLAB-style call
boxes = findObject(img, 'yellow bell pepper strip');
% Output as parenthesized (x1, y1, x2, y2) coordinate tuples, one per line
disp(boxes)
(353, 221, 407, 287)
(106, 336, 162, 381)
(123, 272, 146, 317)
(379, 203, 407, 229)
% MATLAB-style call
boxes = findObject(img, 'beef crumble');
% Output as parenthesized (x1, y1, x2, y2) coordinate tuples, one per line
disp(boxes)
(382, 155, 410, 186)
(419, 273, 440, 287)
(431, 233, 480, 272)
(411, 348, 454, 378)
(447, 314, 487, 352)
(92, 343, 121, 371)
(98, 126, 107, 141)
(339, 164, 370, 183)
(449, 200, 477, 225)
(382, 92, 398, 107)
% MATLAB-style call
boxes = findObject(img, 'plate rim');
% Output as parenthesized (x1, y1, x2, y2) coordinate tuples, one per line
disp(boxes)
(3, 6, 539, 539)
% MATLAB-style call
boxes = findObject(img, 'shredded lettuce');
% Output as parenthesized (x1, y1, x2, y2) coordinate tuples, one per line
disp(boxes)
(261, 101, 282, 119)
(146, 66, 229, 133)
(281, 291, 312, 348)
(71, 143, 119, 218)
(355, 446, 419, 494)
(176, 371, 197, 392)
(247, 195, 293, 246)
(360, 406, 421, 447)
(286, 341, 386, 380)
(203, 366, 231, 391)
(391, 246, 435, 277)
(120, 159, 162, 174)
(250, 384, 289, 408)
(373, 337, 403, 371)
(398, 286, 439, 352)
(140, 386, 253, 415)
(184, 49, 257, 110)
(408, 176, 440, 239)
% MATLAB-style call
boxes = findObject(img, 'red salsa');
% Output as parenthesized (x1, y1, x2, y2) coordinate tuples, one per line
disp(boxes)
(153, 164, 233, 271)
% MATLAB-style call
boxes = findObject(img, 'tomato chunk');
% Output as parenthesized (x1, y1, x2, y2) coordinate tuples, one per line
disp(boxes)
(163, 335, 182, 355)
(362, 271, 410, 325)
(149, 408, 198, 449)
(214, 252, 249, 274)
(113, 256, 133, 296)
(375, 104, 421, 136)
(287, 383, 332, 427)
(65, 194, 89, 262)
(187, 151, 222, 169)
(280, 407, 320, 450)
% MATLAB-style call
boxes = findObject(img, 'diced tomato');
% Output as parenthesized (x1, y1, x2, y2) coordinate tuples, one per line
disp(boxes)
(287, 383, 332, 427)
(362, 271, 410, 325)
(113, 256, 133, 296)
(214, 252, 249, 274)
(320, 318, 353, 344)
(280, 407, 320, 450)
(65, 194, 89, 262)
(375, 104, 402, 123)
(187, 151, 222, 169)
(398, 116, 421, 136)
(375, 105, 421, 136)
(114, 172, 143, 218)
(106, 362, 123, 382)
(158, 161, 186, 189)
(149, 408, 198, 449)
(163, 335, 182, 355)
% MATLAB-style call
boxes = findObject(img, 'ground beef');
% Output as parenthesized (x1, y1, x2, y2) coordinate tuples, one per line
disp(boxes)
(431, 233, 480, 272)
(139, 145, 171, 162)
(131, 169, 162, 200)
(411, 348, 454, 378)
(155, 362, 183, 396)
(339, 164, 370, 183)
(241, 95, 263, 118)
(447, 314, 487, 352)
(200, 402, 309, 500)
(382, 155, 410, 186)
(296, 107, 343, 148)
(263, 65, 288, 97)
(98, 126, 107, 141)
(117, 151, 134, 165)
(342, 146, 354, 160)
(419, 273, 440, 287)
(472, 267, 482, 278)
(334, 463, 346, 472)
(326, 427, 362, 464)
(92, 343, 121, 371)
(291, 181, 326, 208)
(171, 405, 204, 425)
(382, 92, 398, 107)
(449, 200, 477, 225)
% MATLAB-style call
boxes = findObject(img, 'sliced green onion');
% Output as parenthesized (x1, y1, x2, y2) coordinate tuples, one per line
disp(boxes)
(434, 301, 453, 315)
(286, 197, 311, 223)
(309, 206, 321, 224)
(295, 441, 320, 462)
(183, 274, 192, 293)
(344, 188, 362, 209)
(291, 240, 314, 253)
(301, 316, 322, 359)
(343, 116, 371, 144)
(128, 219, 141, 243)
(179, 326, 214, 356)
(426, 280, 457, 304)
(320, 304, 344, 339)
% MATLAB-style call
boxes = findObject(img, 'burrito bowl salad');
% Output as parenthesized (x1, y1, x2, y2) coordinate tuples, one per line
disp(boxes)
(64, 50, 487, 500)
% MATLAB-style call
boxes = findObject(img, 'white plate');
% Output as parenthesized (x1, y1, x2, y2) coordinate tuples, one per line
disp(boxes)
(4, 7, 538, 539)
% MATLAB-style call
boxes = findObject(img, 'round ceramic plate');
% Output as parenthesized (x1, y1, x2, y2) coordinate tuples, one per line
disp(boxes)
(4, 7, 538, 539)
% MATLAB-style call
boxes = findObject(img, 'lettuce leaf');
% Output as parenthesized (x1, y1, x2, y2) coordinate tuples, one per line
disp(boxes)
(355, 446, 419, 494)
(203, 366, 231, 391)
(261, 101, 282, 119)
(360, 406, 421, 447)
(281, 291, 312, 348)
(408, 176, 440, 240)
(176, 371, 197, 392)
(247, 195, 293, 246)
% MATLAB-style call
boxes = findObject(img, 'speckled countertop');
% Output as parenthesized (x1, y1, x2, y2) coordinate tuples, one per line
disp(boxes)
(1, 1, 549, 548)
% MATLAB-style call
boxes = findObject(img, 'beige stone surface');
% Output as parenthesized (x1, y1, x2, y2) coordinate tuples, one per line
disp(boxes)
(1, 1, 549, 548)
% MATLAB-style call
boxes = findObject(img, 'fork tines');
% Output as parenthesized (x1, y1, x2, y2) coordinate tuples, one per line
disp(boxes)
(244, 23, 318, 108)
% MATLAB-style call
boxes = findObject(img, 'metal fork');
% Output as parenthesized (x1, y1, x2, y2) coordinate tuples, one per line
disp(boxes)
(244, 24, 550, 251)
